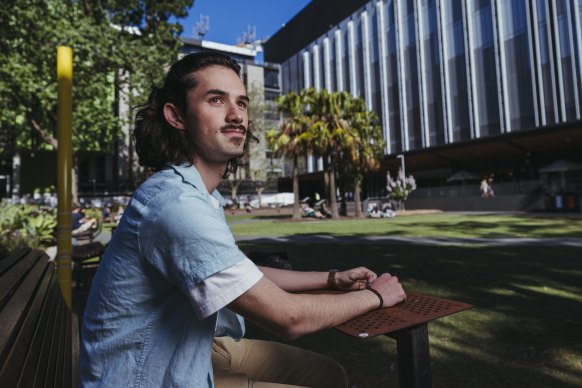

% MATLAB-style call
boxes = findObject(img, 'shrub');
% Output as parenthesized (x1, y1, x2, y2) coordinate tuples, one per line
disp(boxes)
(0, 201, 57, 260)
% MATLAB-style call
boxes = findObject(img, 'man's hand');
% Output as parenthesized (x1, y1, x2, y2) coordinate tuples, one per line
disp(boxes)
(368, 273, 406, 308)
(336, 267, 377, 291)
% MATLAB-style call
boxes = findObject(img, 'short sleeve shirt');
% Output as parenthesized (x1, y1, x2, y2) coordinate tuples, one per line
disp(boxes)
(80, 164, 260, 388)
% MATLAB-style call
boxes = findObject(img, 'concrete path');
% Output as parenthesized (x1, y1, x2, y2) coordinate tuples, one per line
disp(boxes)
(58, 225, 582, 248)
(235, 235, 582, 247)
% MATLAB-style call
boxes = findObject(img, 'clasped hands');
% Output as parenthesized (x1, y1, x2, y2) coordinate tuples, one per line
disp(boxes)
(335, 267, 407, 308)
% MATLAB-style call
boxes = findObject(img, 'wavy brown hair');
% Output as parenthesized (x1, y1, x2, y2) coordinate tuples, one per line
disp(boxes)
(133, 51, 258, 177)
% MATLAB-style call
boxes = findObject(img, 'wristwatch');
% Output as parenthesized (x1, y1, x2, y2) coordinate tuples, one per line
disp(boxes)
(327, 269, 340, 290)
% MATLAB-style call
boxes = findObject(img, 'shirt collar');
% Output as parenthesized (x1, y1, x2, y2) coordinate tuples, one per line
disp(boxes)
(167, 163, 226, 206)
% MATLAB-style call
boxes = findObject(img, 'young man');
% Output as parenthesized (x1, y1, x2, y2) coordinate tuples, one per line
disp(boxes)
(80, 52, 406, 388)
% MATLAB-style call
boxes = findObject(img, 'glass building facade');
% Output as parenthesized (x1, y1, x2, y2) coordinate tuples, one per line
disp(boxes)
(278, 0, 582, 173)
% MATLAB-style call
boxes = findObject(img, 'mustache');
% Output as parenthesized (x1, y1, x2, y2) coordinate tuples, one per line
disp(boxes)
(221, 124, 247, 133)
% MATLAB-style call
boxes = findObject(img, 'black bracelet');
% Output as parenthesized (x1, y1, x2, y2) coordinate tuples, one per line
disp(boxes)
(365, 286, 384, 309)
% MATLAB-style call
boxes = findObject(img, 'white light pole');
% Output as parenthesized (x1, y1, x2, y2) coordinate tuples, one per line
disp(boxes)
(397, 154, 406, 178)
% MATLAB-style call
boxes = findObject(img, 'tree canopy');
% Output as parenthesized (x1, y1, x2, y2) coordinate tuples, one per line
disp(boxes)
(268, 89, 385, 219)
(267, 91, 311, 219)
(0, 0, 192, 154)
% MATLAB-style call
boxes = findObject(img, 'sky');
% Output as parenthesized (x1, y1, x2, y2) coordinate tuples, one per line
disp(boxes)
(181, 0, 310, 46)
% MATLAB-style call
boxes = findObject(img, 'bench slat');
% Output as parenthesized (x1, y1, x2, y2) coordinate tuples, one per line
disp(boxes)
(0, 247, 32, 275)
(0, 252, 50, 370)
(19, 271, 60, 387)
(0, 248, 42, 308)
(0, 249, 77, 388)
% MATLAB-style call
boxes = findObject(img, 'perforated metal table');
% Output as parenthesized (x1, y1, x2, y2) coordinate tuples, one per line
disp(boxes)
(335, 293, 472, 388)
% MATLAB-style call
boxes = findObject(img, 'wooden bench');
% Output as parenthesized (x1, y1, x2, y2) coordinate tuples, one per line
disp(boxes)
(73, 219, 103, 243)
(72, 242, 105, 291)
(0, 248, 79, 387)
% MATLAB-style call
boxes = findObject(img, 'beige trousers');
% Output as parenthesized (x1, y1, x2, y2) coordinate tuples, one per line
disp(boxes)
(212, 337, 348, 388)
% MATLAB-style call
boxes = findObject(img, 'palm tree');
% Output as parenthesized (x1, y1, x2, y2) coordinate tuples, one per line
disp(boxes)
(344, 97, 385, 218)
(266, 92, 310, 220)
(303, 89, 356, 220)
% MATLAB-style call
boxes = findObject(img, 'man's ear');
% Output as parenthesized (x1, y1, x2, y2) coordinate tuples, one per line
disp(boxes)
(163, 103, 185, 130)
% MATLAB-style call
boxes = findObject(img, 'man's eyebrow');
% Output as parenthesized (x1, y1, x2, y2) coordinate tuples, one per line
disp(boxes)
(205, 89, 249, 102)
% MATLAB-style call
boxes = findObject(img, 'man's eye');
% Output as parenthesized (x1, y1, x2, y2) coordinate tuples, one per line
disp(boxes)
(210, 97, 223, 103)
(238, 101, 248, 108)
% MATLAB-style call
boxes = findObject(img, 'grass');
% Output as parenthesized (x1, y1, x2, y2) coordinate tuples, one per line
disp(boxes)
(227, 211, 582, 238)
(229, 211, 582, 388)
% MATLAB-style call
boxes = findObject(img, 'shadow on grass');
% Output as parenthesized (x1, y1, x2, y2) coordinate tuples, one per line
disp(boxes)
(240, 242, 582, 388)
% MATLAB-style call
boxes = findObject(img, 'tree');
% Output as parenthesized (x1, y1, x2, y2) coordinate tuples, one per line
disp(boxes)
(266, 92, 310, 220)
(304, 89, 358, 220)
(0, 0, 192, 197)
(339, 96, 385, 218)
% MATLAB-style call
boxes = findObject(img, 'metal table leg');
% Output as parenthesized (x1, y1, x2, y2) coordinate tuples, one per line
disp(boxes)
(388, 323, 432, 388)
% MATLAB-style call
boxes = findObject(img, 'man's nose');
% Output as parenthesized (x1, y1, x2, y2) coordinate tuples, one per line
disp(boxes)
(226, 103, 244, 124)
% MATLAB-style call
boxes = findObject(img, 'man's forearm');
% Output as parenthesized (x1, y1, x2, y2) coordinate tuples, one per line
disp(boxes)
(258, 266, 328, 292)
(230, 276, 381, 341)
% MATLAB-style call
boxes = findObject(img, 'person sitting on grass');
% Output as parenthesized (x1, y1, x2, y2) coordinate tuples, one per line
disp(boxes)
(72, 204, 97, 235)
(301, 203, 326, 219)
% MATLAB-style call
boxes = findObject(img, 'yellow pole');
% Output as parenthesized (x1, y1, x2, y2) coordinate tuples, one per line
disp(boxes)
(56, 46, 73, 310)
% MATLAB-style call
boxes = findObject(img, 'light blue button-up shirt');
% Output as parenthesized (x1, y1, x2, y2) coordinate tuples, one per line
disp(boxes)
(80, 164, 249, 387)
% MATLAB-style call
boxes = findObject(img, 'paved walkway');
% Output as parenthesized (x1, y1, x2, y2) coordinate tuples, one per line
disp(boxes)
(235, 235, 582, 247)
(51, 226, 582, 252)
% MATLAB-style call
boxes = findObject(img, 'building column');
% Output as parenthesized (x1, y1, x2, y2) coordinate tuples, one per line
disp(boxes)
(312, 44, 324, 170)
(463, 0, 478, 138)
(549, 0, 566, 122)
(323, 37, 332, 90)
(436, 0, 453, 144)
(376, 0, 391, 154)
(312, 44, 321, 91)
(302, 50, 312, 89)
(334, 29, 345, 91)
(573, 0, 582, 119)
(565, 0, 580, 119)
(415, 0, 430, 146)
(543, 0, 560, 123)
(525, 0, 540, 127)
(492, 0, 510, 133)
(302, 51, 314, 173)
(361, 10, 373, 110)
(530, 0, 546, 126)
(347, 20, 358, 96)
(394, 0, 409, 150)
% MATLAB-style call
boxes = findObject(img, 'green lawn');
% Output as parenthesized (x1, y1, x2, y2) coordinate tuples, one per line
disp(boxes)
(227, 212, 582, 238)
(231, 212, 582, 388)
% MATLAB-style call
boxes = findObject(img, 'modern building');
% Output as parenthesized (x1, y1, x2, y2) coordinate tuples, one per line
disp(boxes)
(264, 0, 582, 211)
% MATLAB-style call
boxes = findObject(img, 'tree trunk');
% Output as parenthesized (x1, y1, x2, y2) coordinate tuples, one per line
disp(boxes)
(328, 162, 339, 219)
(30, 118, 81, 206)
(256, 187, 265, 208)
(339, 188, 347, 216)
(323, 163, 330, 203)
(354, 175, 363, 218)
(292, 155, 301, 220)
